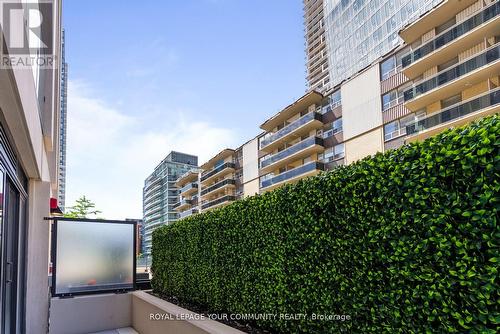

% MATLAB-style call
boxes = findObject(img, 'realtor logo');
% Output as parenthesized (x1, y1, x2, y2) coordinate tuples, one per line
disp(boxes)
(1, 0, 56, 68)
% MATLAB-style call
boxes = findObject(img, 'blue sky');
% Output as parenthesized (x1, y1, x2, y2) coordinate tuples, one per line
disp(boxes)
(64, 0, 307, 218)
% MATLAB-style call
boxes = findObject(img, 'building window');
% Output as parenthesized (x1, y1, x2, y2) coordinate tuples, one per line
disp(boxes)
(382, 83, 411, 111)
(322, 143, 345, 162)
(382, 90, 400, 110)
(333, 143, 345, 159)
(384, 120, 401, 141)
(384, 110, 426, 142)
(323, 117, 343, 138)
(380, 56, 396, 80)
(331, 90, 341, 108)
(332, 118, 343, 134)
(321, 90, 342, 114)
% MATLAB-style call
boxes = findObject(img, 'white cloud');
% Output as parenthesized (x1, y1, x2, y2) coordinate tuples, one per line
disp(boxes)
(65, 80, 238, 219)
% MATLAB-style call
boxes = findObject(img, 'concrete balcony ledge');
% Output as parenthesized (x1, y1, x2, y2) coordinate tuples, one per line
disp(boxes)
(49, 291, 244, 334)
(133, 291, 244, 334)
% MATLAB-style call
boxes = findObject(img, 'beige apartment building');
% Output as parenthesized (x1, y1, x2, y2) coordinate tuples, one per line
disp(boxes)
(173, 134, 261, 216)
(396, 0, 499, 143)
(173, 0, 499, 205)
(198, 149, 239, 212)
(259, 91, 331, 192)
(0, 0, 63, 332)
(174, 169, 200, 218)
(362, 0, 499, 155)
(257, 0, 499, 193)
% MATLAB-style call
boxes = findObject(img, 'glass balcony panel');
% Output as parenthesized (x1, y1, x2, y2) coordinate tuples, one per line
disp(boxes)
(180, 208, 198, 219)
(260, 137, 324, 169)
(180, 182, 198, 194)
(201, 162, 235, 182)
(201, 195, 236, 210)
(260, 161, 325, 189)
(403, 45, 500, 102)
(401, 3, 500, 67)
(201, 179, 236, 196)
(406, 89, 500, 135)
(54, 220, 135, 295)
(172, 198, 192, 209)
(260, 112, 322, 149)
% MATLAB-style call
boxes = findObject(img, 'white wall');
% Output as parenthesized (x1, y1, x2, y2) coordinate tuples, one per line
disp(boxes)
(242, 137, 260, 197)
(341, 64, 383, 141)
(242, 137, 259, 184)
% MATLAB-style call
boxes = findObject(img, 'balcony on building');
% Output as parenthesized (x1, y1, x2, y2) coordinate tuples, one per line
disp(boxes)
(179, 208, 199, 219)
(143, 191, 162, 210)
(401, 2, 500, 79)
(180, 182, 198, 197)
(200, 161, 236, 185)
(201, 195, 236, 211)
(172, 198, 193, 211)
(260, 136, 325, 174)
(175, 169, 199, 187)
(200, 178, 236, 199)
(200, 149, 236, 185)
(399, 0, 476, 44)
(143, 177, 161, 193)
(403, 44, 500, 111)
(260, 90, 323, 134)
(405, 88, 500, 142)
(260, 161, 325, 192)
(259, 111, 323, 152)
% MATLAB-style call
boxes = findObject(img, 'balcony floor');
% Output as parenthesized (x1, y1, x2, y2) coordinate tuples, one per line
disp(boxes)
(89, 328, 138, 334)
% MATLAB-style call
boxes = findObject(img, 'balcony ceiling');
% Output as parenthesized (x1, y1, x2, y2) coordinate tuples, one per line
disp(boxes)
(200, 148, 235, 170)
(260, 116, 323, 153)
(260, 90, 323, 132)
(175, 171, 198, 187)
(399, 0, 476, 44)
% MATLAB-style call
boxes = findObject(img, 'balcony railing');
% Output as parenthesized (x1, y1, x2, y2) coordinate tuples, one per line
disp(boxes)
(402, 2, 500, 68)
(260, 136, 324, 169)
(180, 182, 198, 194)
(260, 161, 325, 189)
(172, 198, 192, 210)
(201, 179, 236, 196)
(406, 88, 500, 136)
(403, 44, 500, 102)
(51, 218, 136, 297)
(200, 162, 235, 182)
(259, 112, 323, 149)
(180, 208, 199, 219)
(201, 195, 236, 210)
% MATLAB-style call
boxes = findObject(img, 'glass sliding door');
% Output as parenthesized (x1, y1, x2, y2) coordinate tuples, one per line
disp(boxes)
(2, 179, 20, 333)
(0, 132, 28, 333)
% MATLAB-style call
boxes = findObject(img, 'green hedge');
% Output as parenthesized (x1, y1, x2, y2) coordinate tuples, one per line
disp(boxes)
(152, 116, 499, 333)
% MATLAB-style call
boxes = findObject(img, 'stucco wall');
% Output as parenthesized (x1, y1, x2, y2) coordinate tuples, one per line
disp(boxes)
(341, 65, 383, 141)
(242, 137, 259, 184)
(345, 127, 384, 164)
